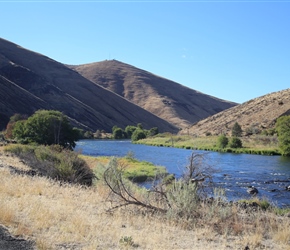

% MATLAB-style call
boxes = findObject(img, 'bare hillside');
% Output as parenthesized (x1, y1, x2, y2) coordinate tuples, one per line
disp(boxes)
(70, 60, 237, 129)
(180, 88, 290, 136)
(0, 38, 177, 133)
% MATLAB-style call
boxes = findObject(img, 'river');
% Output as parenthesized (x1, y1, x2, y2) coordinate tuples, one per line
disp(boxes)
(75, 139, 290, 207)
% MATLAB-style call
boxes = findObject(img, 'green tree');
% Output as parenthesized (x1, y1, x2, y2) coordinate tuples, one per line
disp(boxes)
(131, 129, 146, 141)
(232, 122, 243, 137)
(229, 137, 243, 148)
(276, 116, 290, 156)
(125, 125, 137, 139)
(217, 135, 228, 148)
(113, 127, 125, 139)
(12, 110, 78, 149)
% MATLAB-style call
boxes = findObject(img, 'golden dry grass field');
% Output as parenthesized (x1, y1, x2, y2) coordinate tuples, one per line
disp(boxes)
(0, 147, 290, 250)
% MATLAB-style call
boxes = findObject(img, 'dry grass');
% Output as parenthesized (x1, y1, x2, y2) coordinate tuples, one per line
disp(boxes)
(0, 149, 290, 249)
(181, 88, 290, 137)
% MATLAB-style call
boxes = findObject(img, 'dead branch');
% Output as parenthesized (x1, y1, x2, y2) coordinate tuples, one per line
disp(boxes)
(103, 164, 167, 213)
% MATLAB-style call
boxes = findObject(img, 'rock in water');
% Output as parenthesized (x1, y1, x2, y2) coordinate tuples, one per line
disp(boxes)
(247, 186, 258, 195)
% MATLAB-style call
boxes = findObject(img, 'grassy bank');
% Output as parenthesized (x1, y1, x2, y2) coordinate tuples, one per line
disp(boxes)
(135, 134, 280, 155)
(80, 153, 168, 182)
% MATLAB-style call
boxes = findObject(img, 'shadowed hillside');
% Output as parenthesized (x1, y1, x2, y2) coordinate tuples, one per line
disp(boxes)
(179, 88, 290, 136)
(0, 38, 177, 133)
(70, 60, 237, 129)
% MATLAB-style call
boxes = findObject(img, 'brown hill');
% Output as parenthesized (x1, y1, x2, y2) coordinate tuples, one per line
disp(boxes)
(179, 88, 290, 136)
(70, 60, 237, 129)
(0, 75, 47, 130)
(0, 38, 178, 133)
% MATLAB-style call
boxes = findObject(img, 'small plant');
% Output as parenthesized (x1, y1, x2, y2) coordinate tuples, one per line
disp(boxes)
(119, 236, 135, 247)
(125, 151, 136, 161)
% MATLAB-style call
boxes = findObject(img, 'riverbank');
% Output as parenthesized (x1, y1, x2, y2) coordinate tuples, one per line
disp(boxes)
(1, 146, 290, 249)
(135, 134, 280, 156)
(79, 154, 168, 182)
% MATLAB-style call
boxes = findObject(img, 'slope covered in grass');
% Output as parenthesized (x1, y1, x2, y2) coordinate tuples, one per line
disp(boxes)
(0, 147, 289, 249)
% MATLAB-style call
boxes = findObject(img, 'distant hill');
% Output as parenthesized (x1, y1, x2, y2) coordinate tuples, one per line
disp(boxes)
(0, 38, 177, 133)
(179, 88, 290, 136)
(70, 60, 237, 129)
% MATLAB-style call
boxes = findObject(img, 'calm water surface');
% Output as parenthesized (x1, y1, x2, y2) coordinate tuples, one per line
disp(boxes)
(75, 140, 290, 207)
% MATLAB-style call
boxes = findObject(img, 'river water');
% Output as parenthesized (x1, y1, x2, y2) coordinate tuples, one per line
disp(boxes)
(75, 139, 290, 207)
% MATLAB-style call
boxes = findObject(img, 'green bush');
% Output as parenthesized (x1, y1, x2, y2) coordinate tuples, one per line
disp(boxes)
(112, 127, 126, 139)
(276, 116, 290, 156)
(124, 126, 137, 139)
(217, 135, 229, 148)
(231, 122, 243, 137)
(4, 144, 95, 186)
(229, 137, 243, 148)
(131, 129, 146, 141)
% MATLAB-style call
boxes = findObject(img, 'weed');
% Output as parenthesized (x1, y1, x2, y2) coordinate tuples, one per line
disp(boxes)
(119, 236, 135, 247)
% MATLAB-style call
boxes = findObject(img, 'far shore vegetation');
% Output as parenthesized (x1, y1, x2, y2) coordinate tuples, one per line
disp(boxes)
(135, 133, 281, 156)
(135, 117, 290, 157)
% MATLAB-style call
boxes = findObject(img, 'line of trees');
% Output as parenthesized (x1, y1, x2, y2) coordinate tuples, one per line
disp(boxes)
(4, 110, 160, 148)
(112, 123, 159, 141)
(217, 118, 290, 156)
(217, 122, 243, 149)
(5, 109, 290, 156)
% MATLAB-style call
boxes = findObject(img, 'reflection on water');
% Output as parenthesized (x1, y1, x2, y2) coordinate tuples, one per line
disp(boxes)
(75, 140, 290, 207)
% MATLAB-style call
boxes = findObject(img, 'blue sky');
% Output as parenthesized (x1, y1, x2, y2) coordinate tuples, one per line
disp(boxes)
(1, 1, 289, 103)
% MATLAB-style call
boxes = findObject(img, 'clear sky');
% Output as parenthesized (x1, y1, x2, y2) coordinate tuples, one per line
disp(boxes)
(1, 1, 289, 104)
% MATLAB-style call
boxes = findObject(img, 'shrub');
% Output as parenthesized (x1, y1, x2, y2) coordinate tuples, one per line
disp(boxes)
(4, 144, 95, 186)
(131, 129, 146, 141)
(217, 135, 229, 148)
(112, 127, 125, 139)
(276, 116, 290, 156)
(124, 126, 137, 139)
(229, 137, 243, 148)
(231, 122, 242, 137)
(55, 149, 94, 185)
(245, 125, 260, 136)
